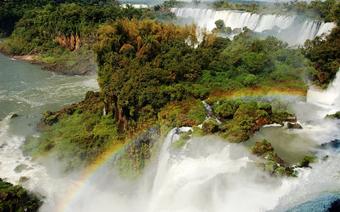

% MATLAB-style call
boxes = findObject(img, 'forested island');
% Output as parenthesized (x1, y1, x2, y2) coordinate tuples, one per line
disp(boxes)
(0, 0, 339, 211)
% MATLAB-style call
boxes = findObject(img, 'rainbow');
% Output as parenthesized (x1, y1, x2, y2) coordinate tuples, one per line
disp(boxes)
(58, 86, 307, 211)
(57, 142, 124, 212)
(208, 86, 307, 100)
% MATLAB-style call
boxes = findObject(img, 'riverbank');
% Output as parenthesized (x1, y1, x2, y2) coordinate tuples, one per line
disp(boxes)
(0, 44, 97, 76)
(0, 53, 99, 211)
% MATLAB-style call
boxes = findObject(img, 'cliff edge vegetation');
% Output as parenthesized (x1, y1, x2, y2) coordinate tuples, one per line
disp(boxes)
(24, 19, 313, 173)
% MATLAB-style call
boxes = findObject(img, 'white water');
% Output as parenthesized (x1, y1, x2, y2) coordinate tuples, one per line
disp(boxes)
(0, 53, 98, 209)
(307, 71, 340, 114)
(172, 8, 336, 46)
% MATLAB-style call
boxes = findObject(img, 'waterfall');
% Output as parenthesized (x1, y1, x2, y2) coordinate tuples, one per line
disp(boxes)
(171, 8, 336, 46)
(307, 71, 340, 114)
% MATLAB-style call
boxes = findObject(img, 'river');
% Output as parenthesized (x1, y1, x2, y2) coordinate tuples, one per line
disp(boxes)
(0, 53, 98, 209)
(0, 53, 340, 212)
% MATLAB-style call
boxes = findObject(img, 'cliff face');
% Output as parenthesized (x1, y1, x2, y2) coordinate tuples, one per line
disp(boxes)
(55, 34, 81, 51)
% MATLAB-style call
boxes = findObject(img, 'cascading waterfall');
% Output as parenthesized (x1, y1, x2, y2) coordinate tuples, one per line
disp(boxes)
(65, 72, 340, 212)
(307, 70, 340, 113)
(171, 8, 336, 46)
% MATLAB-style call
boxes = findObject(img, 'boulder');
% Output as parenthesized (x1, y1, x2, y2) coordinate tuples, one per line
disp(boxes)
(326, 111, 340, 119)
(202, 118, 219, 134)
(10, 113, 19, 119)
(287, 122, 303, 129)
(19, 176, 29, 184)
(321, 139, 340, 150)
(286, 116, 297, 122)
(14, 164, 28, 173)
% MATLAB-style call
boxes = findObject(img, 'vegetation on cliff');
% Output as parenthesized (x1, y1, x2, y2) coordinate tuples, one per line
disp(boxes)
(23, 18, 315, 173)
(96, 20, 309, 131)
(303, 25, 340, 87)
(0, 179, 42, 212)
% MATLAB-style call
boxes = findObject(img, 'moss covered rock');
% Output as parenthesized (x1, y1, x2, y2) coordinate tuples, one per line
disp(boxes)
(326, 111, 340, 119)
(202, 118, 220, 134)
(251, 140, 296, 177)
(299, 155, 317, 168)
(0, 179, 42, 212)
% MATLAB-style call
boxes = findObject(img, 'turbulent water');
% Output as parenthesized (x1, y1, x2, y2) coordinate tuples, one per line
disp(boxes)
(171, 7, 335, 46)
(0, 53, 98, 208)
(63, 71, 340, 212)
(1, 55, 340, 211)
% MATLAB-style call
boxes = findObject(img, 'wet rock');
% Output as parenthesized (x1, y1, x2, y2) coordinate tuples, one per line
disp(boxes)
(252, 140, 296, 177)
(0, 143, 7, 149)
(298, 155, 316, 168)
(232, 28, 242, 34)
(326, 111, 340, 119)
(252, 139, 274, 156)
(10, 113, 19, 119)
(19, 176, 29, 184)
(285, 116, 297, 122)
(329, 198, 340, 212)
(321, 139, 340, 150)
(287, 122, 303, 129)
(322, 155, 329, 161)
(14, 164, 28, 173)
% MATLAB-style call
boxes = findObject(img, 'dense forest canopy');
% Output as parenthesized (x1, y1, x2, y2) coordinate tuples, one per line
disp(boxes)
(0, 0, 120, 37)
(0, 1, 154, 54)
(95, 19, 310, 131)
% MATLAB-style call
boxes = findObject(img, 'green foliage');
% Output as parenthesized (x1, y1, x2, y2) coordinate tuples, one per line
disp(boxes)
(172, 130, 192, 149)
(1, 2, 148, 55)
(28, 18, 315, 172)
(96, 20, 310, 132)
(25, 112, 118, 171)
(215, 20, 225, 30)
(159, 99, 206, 128)
(115, 127, 160, 178)
(299, 155, 317, 168)
(212, 100, 240, 119)
(0, 179, 42, 212)
(212, 19, 232, 34)
(251, 140, 297, 177)
(202, 118, 220, 134)
(304, 26, 340, 87)
(251, 139, 274, 156)
(326, 111, 340, 119)
(0, 0, 120, 37)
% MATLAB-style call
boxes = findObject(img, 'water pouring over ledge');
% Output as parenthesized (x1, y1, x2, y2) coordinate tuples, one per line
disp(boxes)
(171, 7, 336, 46)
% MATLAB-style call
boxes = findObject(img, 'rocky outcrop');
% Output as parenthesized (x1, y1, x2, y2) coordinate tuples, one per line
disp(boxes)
(321, 139, 340, 150)
(115, 127, 161, 177)
(0, 178, 42, 212)
(326, 111, 340, 119)
(287, 122, 303, 129)
(251, 140, 296, 177)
